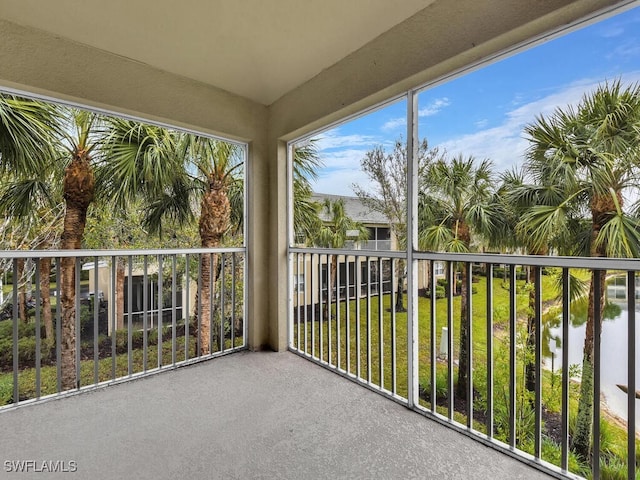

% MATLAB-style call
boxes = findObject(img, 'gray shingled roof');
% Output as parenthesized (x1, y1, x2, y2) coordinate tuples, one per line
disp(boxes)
(311, 193, 389, 225)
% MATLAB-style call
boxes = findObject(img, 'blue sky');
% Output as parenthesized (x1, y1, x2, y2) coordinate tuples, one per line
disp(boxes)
(309, 5, 640, 196)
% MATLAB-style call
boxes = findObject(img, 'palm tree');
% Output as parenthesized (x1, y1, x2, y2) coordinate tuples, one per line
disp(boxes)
(0, 94, 60, 334)
(187, 137, 242, 355)
(419, 155, 500, 401)
(0, 94, 58, 174)
(0, 172, 64, 336)
(55, 110, 179, 390)
(312, 198, 369, 311)
(100, 121, 191, 333)
(113, 124, 244, 356)
(292, 141, 324, 245)
(522, 80, 640, 461)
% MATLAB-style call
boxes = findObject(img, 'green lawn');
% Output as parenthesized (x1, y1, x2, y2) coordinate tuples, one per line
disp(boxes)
(293, 274, 557, 399)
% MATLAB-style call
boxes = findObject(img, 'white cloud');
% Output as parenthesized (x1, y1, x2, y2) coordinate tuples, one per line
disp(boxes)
(607, 42, 640, 60)
(436, 72, 640, 172)
(380, 97, 451, 132)
(309, 146, 371, 195)
(418, 97, 451, 117)
(312, 168, 367, 196)
(311, 72, 640, 194)
(314, 128, 378, 150)
(599, 24, 625, 38)
(381, 117, 406, 132)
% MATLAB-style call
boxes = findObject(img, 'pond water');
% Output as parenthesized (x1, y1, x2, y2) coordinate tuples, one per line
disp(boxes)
(546, 291, 640, 431)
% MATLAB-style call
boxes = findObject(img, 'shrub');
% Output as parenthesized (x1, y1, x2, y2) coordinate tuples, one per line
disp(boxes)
(419, 366, 450, 403)
(0, 319, 37, 339)
(0, 376, 12, 404)
(435, 286, 446, 299)
(0, 337, 56, 372)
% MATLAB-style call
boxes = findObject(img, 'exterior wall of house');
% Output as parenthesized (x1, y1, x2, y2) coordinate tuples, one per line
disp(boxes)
(86, 262, 197, 335)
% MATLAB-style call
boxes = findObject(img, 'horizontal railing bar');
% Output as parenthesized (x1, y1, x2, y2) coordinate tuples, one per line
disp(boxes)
(415, 251, 640, 270)
(289, 246, 406, 259)
(291, 246, 640, 270)
(0, 247, 245, 259)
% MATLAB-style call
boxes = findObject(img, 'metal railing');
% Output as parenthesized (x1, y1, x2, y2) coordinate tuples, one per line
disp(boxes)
(289, 247, 639, 480)
(0, 247, 246, 410)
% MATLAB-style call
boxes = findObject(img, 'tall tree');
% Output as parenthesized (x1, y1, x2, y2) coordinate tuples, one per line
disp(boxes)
(292, 141, 324, 245)
(0, 94, 58, 174)
(55, 110, 179, 390)
(522, 80, 640, 461)
(119, 126, 244, 356)
(0, 173, 64, 336)
(0, 94, 60, 334)
(419, 155, 500, 401)
(353, 138, 437, 311)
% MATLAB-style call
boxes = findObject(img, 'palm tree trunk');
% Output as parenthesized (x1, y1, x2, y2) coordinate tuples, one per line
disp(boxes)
(456, 225, 471, 401)
(116, 258, 125, 330)
(456, 261, 470, 401)
(524, 268, 537, 396)
(60, 208, 84, 390)
(572, 268, 606, 461)
(395, 259, 406, 312)
(197, 252, 216, 355)
(524, 248, 546, 396)
(17, 258, 27, 323)
(39, 256, 53, 339)
(196, 178, 230, 356)
(330, 255, 337, 312)
(572, 199, 610, 461)
(60, 152, 95, 390)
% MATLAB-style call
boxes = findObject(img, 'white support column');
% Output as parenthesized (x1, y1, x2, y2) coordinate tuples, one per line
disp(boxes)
(406, 89, 419, 408)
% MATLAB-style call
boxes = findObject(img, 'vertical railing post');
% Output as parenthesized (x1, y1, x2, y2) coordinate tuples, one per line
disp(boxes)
(592, 270, 602, 478)
(378, 257, 384, 389)
(127, 256, 133, 375)
(12, 258, 19, 405)
(486, 263, 494, 437)
(466, 261, 473, 428)
(508, 264, 517, 448)
(627, 270, 636, 480)
(561, 267, 570, 471)
(319, 254, 324, 363)
(93, 257, 99, 384)
(534, 265, 542, 458)
(184, 254, 190, 362)
(35, 258, 42, 398)
(143, 256, 149, 373)
(158, 255, 164, 364)
(111, 257, 116, 379)
(447, 260, 454, 419)
(430, 260, 437, 413)
(311, 253, 315, 359)
(355, 255, 361, 379)
(75, 257, 81, 388)
(54, 257, 61, 392)
(345, 254, 351, 374)
(406, 88, 419, 408)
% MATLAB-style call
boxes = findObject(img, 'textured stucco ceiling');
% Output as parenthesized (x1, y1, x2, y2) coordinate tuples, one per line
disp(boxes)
(0, 0, 435, 105)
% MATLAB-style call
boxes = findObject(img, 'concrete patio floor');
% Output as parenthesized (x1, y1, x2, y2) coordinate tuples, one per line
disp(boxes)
(0, 351, 553, 479)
